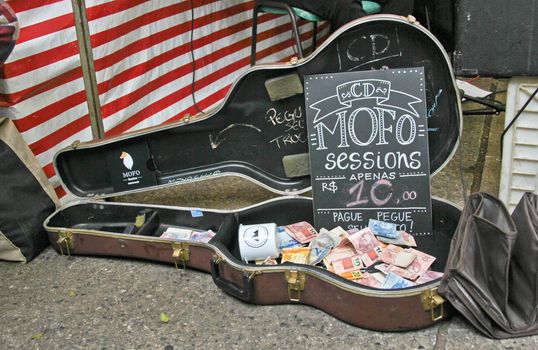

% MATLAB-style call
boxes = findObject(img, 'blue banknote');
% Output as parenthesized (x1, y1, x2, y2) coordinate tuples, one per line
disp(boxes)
(277, 226, 302, 250)
(368, 219, 399, 239)
(381, 272, 415, 289)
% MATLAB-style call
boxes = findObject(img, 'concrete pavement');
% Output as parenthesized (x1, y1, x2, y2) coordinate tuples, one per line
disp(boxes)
(2, 78, 538, 349)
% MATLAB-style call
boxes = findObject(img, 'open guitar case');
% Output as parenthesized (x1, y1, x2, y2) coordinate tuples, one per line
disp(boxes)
(45, 15, 463, 331)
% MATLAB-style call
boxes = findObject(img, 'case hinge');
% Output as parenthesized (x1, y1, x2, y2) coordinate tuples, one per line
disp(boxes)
(285, 270, 306, 302)
(421, 288, 445, 322)
(57, 231, 74, 258)
(406, 15, 417, 24)
(172, 242, 190, 270)
(71, 140, 81, 149)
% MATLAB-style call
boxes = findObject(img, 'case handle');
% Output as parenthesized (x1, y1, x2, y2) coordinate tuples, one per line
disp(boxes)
(210, 256, 254, 303)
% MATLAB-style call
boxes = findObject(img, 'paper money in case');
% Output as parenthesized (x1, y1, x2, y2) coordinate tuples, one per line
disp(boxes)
(343, 227, 379, 253)
(381, 272, 416, 289)
(323, 244, 356, 267)
(354, 272, 383, 288)
(190, 229, 216, 243)
(276, 226, 302, 250)
(328, 226, 349, 245)
(360, 245, 384, 267)
(255, 256, 278, 265)
(284, 221, 318, 244)
(394, 251, 416, 268)
(347, 227, 359, 235)
(339, 270, 363, 281)
(368, 219, 399, 239)
(375, 262, 419, 280)
(308, 228, 342, 265)
(402, 248, 436, 277)
(332, 256, 363, 275)
(281, 247, 310, 264)
(415, 270, 444, 284)
(379, 244, 417, 268)
(376, 231, 417, 247)
(160, 227, 193, 241)
(326, 226, 350, 247)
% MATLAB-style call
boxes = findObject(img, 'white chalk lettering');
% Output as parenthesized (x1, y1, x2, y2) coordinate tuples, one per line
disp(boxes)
(324, 151, 422, 171)
(314, 107, 416, 151)
(333, 211, 363, 222)
(123, 170, 141, 178)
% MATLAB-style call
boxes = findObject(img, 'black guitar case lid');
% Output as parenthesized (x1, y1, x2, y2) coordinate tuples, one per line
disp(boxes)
(54, 15, 462, 199)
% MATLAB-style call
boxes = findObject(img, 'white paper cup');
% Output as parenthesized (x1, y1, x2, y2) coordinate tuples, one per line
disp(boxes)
(238, 223, 279, 263)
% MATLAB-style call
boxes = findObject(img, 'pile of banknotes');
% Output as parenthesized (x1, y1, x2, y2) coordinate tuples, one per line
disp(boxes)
(160, 227, 215, 243)
(257, 219, 443, 290)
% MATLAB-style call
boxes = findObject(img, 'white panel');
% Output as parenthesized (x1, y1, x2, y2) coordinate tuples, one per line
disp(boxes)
(499, 77, 538, 212)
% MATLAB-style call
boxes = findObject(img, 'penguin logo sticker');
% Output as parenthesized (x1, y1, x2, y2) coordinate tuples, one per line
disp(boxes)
(120, 151, 134, 170)
(243, 226, 269, 248)
(120, 151, 141, 185)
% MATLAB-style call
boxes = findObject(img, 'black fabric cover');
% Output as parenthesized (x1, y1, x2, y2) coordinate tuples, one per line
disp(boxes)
(440, 192, 538, 338)
(413, 0, 454, 52)
(454, 0, 538, 77)
(0, 118, 57, 262)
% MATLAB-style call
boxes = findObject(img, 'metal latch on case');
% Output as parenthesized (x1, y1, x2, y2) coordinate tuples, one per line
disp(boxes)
(421, 288, 445, 321)
(285, 270, 306, 302)
(57, 231, 74, 258)
(172, 242, 190, 270)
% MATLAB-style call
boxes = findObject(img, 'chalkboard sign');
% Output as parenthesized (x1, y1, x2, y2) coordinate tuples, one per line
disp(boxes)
(305, 68, 433, 236)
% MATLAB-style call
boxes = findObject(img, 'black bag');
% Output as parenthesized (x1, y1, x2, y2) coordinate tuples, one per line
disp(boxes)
(0, 117, 59, 262)
(439, 192, 538, 338)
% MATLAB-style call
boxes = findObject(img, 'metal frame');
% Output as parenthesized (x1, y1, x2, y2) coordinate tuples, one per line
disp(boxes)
(250, 0, 318, 65)
(71, 0, 104, 140)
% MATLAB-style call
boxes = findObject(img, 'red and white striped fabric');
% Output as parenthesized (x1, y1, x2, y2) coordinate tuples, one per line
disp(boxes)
(0, 0, 329, 199)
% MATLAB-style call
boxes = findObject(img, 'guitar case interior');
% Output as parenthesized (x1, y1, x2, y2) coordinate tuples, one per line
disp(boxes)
(46, 15, 463, 331)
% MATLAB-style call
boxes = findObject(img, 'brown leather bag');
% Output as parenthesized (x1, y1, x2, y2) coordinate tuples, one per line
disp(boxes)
(439, 192, 538, 338)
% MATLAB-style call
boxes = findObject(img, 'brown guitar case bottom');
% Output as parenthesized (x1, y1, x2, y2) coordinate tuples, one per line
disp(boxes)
(208, 196, 461, 331)
(45, 196, 460, 331)
(45, 201, 224, 272)
(215, 263, 455, 331)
